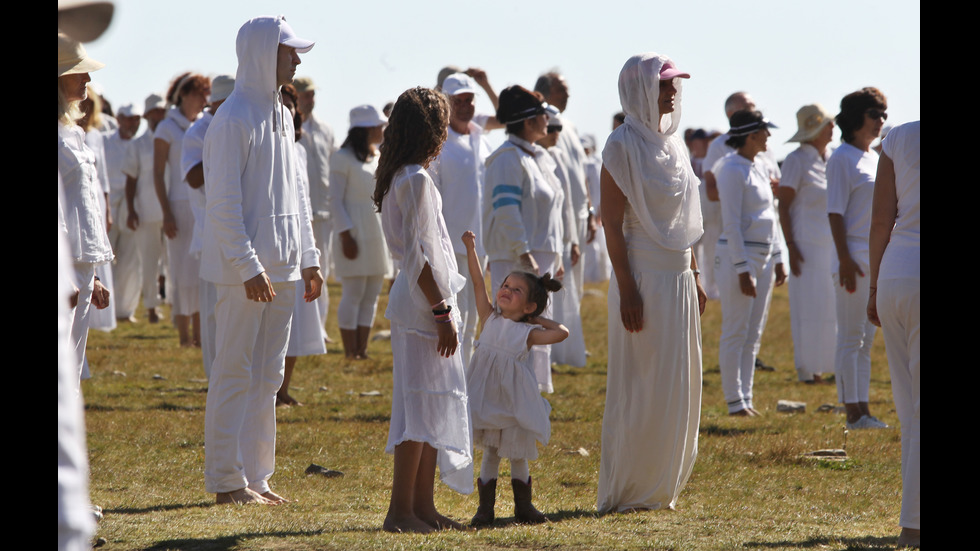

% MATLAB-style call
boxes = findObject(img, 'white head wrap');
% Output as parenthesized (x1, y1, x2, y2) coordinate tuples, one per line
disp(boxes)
(601, 52, 702, 251)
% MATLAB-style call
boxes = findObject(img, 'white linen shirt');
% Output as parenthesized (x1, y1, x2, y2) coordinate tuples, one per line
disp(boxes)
(427, 121, 492, 257)
(121, 129, 164, 223)
(299, 112, 336, 219)
(780, 143, 833, 243)
(58, 123, 114, 264)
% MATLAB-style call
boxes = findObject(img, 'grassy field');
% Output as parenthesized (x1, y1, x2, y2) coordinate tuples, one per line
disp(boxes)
(82, 277, 907, 550)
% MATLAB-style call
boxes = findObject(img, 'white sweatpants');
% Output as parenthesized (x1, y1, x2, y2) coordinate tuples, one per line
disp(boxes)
(716, 244, 776, 413)
(878, 278, 919, 529)
(833, 259, 876, 404)
(337, 275, 383, 330)
(204, 281, 295, 494)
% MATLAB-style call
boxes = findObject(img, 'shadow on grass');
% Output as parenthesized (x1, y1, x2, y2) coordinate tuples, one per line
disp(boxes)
(699, 424, 757, 437)
(107, 501, 214, 515)
(329, 413, 390, 423)
(144, 529, 328, 551)
(743, 534, 897, 550)
(469, 507, 599, 530)
(125, 334, 173, 340)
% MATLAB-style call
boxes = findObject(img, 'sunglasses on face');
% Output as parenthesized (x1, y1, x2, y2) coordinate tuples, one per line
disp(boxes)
(865, 108, 888, 121)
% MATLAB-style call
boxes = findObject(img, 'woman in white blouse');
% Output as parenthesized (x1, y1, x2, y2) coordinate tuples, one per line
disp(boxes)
(826, 87, 889, 430)
(330, 105, 391, 359)
(482, 85, 565, 393)
(778, 104, 837, 384)
(715, 109, 786, 416)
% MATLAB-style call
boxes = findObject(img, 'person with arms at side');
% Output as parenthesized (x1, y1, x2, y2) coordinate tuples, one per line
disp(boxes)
(201, 15, 322, 505)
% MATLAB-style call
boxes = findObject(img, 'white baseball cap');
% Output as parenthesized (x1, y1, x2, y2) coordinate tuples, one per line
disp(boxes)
(349, 105, 388, 128)
(441, 73, 477, 96)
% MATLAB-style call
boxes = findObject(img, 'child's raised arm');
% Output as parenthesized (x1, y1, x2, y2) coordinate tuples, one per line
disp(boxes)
(526, 316, 570, 348)
(462, 231, 493, 322)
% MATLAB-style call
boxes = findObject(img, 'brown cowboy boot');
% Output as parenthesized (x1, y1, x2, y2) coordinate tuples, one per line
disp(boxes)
(512, 476, 547, 524)
(471, 478, 496, 527)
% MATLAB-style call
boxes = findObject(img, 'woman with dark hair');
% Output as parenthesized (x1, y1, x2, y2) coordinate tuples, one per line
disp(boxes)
(330, 104, 391, 358)
(778, 104, 837, 384)
(715, 109, 786, 417)
(597, 53, 705, 513)
(827, 87, 889, 430)
(58, 32, 113, 383)
(375, 87, 472, 533)
(483, 85, 566, 394)
(154, 71, 210, 347)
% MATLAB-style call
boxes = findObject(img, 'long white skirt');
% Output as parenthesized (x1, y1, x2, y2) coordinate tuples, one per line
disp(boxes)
(386, 321, 474, 494)
(788, 238, 837, 380)
(597, 235, 701, 513)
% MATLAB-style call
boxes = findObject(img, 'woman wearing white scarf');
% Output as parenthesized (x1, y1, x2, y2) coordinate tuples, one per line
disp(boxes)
(597, 53, 706, 513)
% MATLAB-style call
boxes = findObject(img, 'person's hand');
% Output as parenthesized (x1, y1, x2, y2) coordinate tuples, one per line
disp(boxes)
(435, 318, 458, 357)
(586, 214, 598, 243)
(340, 231, 358, 260)
(570, 243, 581, 267)
(92, 278, 111, 309)
(69, 286, 80, 309)
(519, 252, 539, 275)
(162, 211, 178, 239)
(774, 263, 787, 287)
(867, 287, 881, 327)
(302, 266, 323, 302)
(837, 255, 864, 293)
(555, 259, 565, 281)
(619, 281, 644, 333)
(465, 67, 490, 88)
(244, 272, 275, 302)
(127, 210, 140, 231)
(462, 231, 477, 251)
(787, 243, 804, 277)
(695, 275, 707, 316)
(738, 272, 757, 297)
(105, 203, 113, 233)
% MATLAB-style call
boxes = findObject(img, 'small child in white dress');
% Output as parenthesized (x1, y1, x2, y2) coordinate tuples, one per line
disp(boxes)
(461, 230, 569, 526)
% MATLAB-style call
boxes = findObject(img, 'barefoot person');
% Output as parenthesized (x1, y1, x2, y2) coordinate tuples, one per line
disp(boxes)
(201, 15, 322, 505)
(375, 87, 473, 533)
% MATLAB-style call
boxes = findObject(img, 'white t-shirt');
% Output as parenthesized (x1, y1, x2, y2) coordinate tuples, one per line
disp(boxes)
(121, 129, 165, 223)
(779, 143, 833, 244)
(827, 142, 878, 265)
(878, 121, 920, 281)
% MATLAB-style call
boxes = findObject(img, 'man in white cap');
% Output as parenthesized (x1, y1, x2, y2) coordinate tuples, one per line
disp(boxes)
(293, 76, 336, 342)
(180, 74, 234, 380)
(103, 102, 142, 323)
(534, 70, 594, 367)
(122, 93, 167, 324)
(426, 72, 498, 368)
(201, 15, 322, 505)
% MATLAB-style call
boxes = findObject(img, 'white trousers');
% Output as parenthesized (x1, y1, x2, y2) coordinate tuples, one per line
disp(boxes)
(878, 278, 920, 529)
(313, 217, 332, 339)
(337, 275, 383, 330)
(166, 200, 200, 316)
(833, 260, 876, 404)
(456, 252, 485, 372)
(204, 281, 295, 494)
(716, 244, 776, 413)
(70, 263, 96, 384)
(490, 250, 559, 394)
(132, 220, 164, 309)
(699, 200, 722, 300)
(109, 197, 142, 319)
(199, 278, 217, 379)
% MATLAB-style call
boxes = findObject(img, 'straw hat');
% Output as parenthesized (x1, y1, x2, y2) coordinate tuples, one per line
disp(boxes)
(58, 32, 105, 77)
(786, 103, 833, 143)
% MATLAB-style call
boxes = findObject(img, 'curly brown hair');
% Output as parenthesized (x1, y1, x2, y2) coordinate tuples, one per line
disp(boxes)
(373, 87, 449, 212)
(165, 72, 210, 108)
(836, 87, 887, 144)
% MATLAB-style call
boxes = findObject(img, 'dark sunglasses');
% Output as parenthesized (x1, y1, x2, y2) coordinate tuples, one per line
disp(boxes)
(865, 108, 888, 121)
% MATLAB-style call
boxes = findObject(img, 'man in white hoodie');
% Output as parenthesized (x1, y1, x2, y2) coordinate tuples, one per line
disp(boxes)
(201, 15, 323, 506)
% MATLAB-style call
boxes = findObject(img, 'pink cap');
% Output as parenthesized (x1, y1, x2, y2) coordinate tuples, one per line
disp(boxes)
(659, 61, 690, 80)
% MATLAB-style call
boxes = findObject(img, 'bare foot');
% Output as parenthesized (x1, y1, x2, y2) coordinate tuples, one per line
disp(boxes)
(747, 407, 762, 416)
(260, 490, 290, 504)
(148, 309, 160, 324)
(729, 409, 754, 417)
(896, 527, 920, 548)
(215, 487, 276, 505)
(383, 512, 435, 534)
(421, 511, 466, 531)
(276, 392, 302, 407)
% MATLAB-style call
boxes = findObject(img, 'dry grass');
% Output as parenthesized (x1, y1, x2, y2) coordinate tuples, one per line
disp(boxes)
(82, 278, 906, 550)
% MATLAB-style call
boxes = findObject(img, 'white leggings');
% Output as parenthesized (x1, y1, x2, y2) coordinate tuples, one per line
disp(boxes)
(834, 262, 876, 404)
(479, 446, 530, 484)
(337, 275, 383, 330)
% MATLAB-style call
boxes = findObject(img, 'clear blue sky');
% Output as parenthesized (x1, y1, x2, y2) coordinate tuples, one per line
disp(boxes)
(83, 0, 920, 161)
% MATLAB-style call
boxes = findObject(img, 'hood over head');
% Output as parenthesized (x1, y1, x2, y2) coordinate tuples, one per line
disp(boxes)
(618, 52, 685, 141)
(234, 15, 311, 102)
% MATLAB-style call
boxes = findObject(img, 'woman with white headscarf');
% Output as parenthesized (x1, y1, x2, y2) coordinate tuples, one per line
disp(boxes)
(597, 53, 705, 513)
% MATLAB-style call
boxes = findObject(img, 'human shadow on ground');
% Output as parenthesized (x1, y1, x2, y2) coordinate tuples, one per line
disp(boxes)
(743, 534, 898, 550)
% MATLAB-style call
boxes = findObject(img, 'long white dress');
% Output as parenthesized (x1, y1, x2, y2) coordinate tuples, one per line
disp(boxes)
(467, 312, 551, 460)
(597, 206, 702, 512)
(381, 164, 473, 495)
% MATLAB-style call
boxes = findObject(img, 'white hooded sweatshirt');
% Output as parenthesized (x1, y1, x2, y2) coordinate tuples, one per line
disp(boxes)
(200, 15, 319, 285)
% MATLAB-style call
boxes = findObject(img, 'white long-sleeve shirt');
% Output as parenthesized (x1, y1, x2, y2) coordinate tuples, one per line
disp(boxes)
(716, 152, 781, 273)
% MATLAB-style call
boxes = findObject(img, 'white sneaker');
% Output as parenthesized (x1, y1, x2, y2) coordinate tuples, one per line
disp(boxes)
(846, 415, 890, 430)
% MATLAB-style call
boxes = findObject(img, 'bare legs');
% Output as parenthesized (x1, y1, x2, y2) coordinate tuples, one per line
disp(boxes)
(340, 326, 372, 359)
(277, 356, 302, 406)
(383, 441, 462, 533)
(176, 312, 202, 348)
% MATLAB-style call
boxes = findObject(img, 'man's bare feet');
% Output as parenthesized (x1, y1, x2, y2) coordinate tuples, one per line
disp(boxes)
(260, 490, 290, 504)
(215, 487, 276, 505)
(383, 512, 435, 534)
(897, 527, 920, 548)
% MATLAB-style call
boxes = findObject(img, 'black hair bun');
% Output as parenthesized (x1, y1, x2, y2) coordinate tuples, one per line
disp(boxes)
(539, 272, 563, 293)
